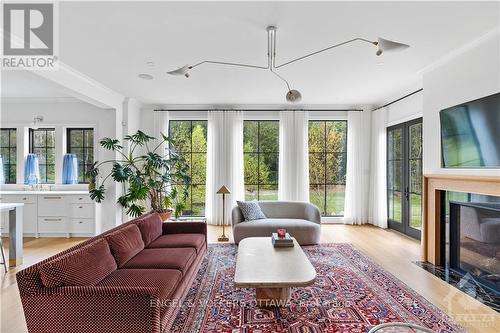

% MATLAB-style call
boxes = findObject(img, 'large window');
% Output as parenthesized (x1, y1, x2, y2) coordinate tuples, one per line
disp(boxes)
(243, 120, 279, 200)
(0, 128, 17, 183)
(308, 120, 347, 216)
(169, 120, 207, 217)
(67, 128, 94, 183)
(29, 128, 56, 183)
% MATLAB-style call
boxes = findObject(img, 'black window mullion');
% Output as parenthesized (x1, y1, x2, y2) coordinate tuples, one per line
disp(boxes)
(67, 128, 94, 183)
(0, 128, 17, 184)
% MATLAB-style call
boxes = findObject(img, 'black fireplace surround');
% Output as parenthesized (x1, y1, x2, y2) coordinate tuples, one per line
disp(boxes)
(416, 191, 500, 312)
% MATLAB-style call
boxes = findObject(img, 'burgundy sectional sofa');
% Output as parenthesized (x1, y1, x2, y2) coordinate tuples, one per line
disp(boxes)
(16, 212, 207, 333)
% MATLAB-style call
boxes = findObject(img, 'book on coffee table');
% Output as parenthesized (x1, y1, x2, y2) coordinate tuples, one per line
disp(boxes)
(271, 233, 294, 247)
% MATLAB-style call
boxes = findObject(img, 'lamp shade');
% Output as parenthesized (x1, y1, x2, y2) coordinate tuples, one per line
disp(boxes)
(167, 64, 191, 78)
(63, 153, 79, 184)
(0, 155, 5, 184)
(217, 185, 231, 194)
(24, 153, 40, 185)
(376, 37, 410, 56)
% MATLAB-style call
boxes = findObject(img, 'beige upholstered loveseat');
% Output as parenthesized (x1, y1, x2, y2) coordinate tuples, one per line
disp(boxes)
(231, 201, 321, 245)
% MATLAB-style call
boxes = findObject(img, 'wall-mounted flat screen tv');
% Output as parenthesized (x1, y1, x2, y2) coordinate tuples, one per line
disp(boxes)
(440, 92, 500, 168)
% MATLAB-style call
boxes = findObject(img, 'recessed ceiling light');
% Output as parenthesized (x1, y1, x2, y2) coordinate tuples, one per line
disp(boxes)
(138, 73, 153, 80)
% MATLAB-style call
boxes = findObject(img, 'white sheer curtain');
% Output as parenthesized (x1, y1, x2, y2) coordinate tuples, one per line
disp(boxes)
(205, 111, 245, 225)
(368, 108, 388, 228)
(278, 111, 310, 201)
(344, 109, 372, 224)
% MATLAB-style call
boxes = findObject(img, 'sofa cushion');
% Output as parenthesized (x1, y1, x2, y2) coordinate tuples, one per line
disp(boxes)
(106, 224, 145, 267)
(97, 268, 181, 301)
(233, 218, 321, 245)
(135, 213, 163, 246)
(39, 238, 117, 288)
(121, 248, 196, 274)
(237, 201, 267, 221)
(147, 233, 205, 253)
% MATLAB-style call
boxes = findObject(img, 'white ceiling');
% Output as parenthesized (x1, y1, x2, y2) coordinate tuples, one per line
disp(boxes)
(4, 1, 500, 106)
(1, 70, 71, 99)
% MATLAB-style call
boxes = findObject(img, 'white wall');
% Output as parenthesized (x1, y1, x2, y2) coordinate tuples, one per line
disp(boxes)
(422, 29, 500, 176)
(0, 99, 121, 231)
(386, 91, 423, 126)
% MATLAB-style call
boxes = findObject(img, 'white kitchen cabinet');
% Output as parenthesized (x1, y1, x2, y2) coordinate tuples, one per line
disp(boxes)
(0, 191, 97, 238)
(0, 194, 37, 236)
(38, 217, 67, 234)
(69, 204, 94, 219)
(68, 218, 94, 234)
(38, 195, 67, 217)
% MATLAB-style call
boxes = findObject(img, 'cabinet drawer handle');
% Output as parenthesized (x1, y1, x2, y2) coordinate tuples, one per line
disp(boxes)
(78, 206, 83, 209)
(43, 196, 62, 199)
(22, 197, 27, 200)
(78, 221, 83, 224)
(78, 197, 83, 200)
(44, 218, 62, 222)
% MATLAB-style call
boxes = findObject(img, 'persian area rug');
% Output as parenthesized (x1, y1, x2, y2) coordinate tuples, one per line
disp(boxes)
(169, 244, 465, 333)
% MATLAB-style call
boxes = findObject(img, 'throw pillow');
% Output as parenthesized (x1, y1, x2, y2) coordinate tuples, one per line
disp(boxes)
(39, 238, 117, 288)
(105, 224, 145, 267)
(237, 201, 267, 221)
(135, 212, 163, 246)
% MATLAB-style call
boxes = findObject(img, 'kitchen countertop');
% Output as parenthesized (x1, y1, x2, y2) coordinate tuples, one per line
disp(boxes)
(0, 191, 91, 195)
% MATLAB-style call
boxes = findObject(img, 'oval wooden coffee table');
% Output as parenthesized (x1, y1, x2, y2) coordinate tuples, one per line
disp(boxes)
(234, 237, 316, 307)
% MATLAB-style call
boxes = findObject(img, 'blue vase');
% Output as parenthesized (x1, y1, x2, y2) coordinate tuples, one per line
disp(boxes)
(24, 154, 40, 185)
(63, 154, 79, 184)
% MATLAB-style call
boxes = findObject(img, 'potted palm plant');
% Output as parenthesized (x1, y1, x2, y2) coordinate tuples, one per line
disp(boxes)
(87, 130, 191, 220)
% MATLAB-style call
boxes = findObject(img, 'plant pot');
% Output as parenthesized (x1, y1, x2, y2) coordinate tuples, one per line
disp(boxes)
(156, 209, 173, 222)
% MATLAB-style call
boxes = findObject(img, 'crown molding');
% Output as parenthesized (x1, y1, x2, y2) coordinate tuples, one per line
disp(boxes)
(141, 103, 371, 111)
(419, 27, 500, 75)
(1, 96, 85, 104)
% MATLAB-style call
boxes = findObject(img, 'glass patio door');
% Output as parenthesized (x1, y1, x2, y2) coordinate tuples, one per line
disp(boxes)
(387, 118, 422, 239)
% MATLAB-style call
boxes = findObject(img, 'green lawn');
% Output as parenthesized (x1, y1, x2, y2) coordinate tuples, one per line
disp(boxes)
(241, 188, 423, 228)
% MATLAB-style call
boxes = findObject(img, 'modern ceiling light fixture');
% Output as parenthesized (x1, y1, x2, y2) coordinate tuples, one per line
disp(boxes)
(167, 26, 410, 103)
(138, 73, 154, 80)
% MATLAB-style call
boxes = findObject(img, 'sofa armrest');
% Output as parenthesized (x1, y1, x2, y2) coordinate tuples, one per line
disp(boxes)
(304, 203, 322, 225)
(162, 221, 207, 235)
(20, 286, 163, 333)
(232, 205, 244, 226)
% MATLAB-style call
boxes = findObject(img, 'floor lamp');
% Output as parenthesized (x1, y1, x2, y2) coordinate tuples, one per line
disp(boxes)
(217, 185, 230, 242)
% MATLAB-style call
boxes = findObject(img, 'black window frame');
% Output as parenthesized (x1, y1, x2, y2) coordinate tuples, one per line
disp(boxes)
(0, 128, 17, 184)
(386, 118, 423, 240)
(66, 128, 95, 184)
(168, 120, 208, 217)
(243, 120, 280, 201)
(29, 128, 56, 184)
(308, 120, 348, 217)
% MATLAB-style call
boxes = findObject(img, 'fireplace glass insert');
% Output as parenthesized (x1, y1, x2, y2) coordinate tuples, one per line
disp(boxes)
(447, 193, 500, 292)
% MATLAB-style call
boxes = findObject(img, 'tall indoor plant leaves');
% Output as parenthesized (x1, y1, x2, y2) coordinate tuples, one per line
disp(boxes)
(87, 130, 191, 218)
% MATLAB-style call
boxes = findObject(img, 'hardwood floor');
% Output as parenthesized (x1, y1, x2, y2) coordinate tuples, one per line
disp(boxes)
(1, 225, 499, 332)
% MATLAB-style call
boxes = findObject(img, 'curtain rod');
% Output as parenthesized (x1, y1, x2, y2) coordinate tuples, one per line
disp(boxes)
(372, 88, 423, 112)
(153, 108, 363, 112)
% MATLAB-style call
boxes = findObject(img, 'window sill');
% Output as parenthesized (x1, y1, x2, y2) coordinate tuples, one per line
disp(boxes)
(321, 216, 345, 224)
